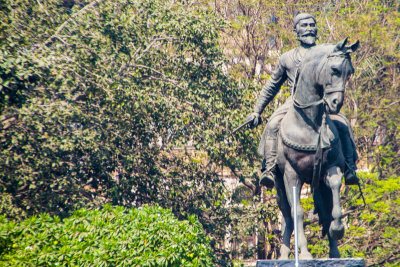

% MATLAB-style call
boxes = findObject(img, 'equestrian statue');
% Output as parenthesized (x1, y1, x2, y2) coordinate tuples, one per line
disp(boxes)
(245, 13, 360, 259)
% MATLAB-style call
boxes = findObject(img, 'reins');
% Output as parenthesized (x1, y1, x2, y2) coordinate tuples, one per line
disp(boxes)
(291, 57, 328, 110)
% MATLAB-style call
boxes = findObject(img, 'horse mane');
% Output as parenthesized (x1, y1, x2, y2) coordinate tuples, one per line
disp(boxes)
(301, 44, 336, 69)
(305, 43, 336, 59)
(297, 43, 354, 89)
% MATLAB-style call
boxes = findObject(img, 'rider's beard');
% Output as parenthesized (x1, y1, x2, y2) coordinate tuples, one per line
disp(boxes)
(298, 34, 316, 46)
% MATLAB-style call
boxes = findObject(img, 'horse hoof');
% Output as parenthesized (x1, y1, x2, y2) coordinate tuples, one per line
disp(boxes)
(329, 249, 341, 258)
(300, 251, 313, 260)
(278, 253, 289, 260)
(329, 222, 344, 240)
(279, 245, 290, 260)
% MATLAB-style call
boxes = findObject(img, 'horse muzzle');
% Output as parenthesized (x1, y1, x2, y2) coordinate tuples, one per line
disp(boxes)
(325, 91, 344, 114)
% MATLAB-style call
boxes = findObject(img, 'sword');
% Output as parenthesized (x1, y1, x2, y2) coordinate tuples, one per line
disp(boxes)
(230, 118, 254, 135)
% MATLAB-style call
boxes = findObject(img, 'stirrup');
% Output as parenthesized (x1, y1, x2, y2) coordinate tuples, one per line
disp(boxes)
(260, 166, 276, 188)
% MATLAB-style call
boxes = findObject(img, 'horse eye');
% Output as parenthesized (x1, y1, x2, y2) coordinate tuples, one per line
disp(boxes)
(331, 66, 341, 76)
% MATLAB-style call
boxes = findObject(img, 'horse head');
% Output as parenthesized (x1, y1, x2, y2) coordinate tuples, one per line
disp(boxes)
(318, 38, 359, 114)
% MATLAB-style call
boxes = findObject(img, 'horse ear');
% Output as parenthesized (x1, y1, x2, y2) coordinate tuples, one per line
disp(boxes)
(347, 40, 360, 53)
(334, 37, 348, 52)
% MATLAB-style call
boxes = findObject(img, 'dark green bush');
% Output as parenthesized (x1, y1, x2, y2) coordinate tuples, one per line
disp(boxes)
(0, 205, 214, 266)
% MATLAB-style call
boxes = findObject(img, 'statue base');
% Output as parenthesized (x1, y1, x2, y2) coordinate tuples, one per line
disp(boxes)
(256, 258, 365, 267)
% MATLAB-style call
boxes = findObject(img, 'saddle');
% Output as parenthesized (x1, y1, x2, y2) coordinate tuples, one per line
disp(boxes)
(280, 108, 340, 189)
(280, 108, 339, 152)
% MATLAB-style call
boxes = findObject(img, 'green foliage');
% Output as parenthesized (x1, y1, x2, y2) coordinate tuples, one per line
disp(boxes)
(0, 0, 239, 263)
(228, 190, 279, 260)
(0, 0, 234, 220)
(0, 205, 214, 266)
(305, 171, 400, 265)
(339, 172, 400, 266)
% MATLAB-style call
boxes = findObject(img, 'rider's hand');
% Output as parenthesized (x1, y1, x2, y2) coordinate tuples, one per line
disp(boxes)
(246, 112, 262, 129)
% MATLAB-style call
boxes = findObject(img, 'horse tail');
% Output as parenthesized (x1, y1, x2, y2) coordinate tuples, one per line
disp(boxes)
(312, 180, 333, 237)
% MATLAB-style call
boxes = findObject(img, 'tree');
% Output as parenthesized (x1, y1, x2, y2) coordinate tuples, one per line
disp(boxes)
(0, 1, 247, 263)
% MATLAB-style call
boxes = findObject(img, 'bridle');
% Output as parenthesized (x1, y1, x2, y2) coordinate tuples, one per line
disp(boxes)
(292, 50, 349, 110)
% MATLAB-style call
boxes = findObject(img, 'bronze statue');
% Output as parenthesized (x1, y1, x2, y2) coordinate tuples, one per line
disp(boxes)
(277, 38, 359, 259)
(246, 13, 359, 188)
(243, 13, 361, 259)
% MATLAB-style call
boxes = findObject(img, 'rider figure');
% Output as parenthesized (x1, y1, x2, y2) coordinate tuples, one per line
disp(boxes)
(247, 13, 359, 188)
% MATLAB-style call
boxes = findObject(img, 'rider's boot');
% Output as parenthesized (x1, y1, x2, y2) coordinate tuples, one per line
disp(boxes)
(342, 141, 359, 185)
(344, 163, 359, 185)
(332, 114, 359, 185)
(260, 138, 277, 188)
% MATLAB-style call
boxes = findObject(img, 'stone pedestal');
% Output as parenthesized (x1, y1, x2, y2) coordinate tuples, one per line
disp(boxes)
(256, 258, 365, 267)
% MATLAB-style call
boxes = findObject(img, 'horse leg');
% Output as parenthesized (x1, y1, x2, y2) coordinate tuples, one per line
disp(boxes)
(328, 233, 340, 258)
(325, 166, 344, 240)
(284, 164, 312, 260)
(275, 170, 293, 260)
(313, 182, 341, 258)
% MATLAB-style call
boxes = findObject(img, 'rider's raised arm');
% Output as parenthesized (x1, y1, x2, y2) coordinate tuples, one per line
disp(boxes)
(254, 57, 288, 115)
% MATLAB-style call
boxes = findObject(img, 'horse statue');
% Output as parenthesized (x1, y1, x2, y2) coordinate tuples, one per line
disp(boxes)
(276, 38, 359, 259)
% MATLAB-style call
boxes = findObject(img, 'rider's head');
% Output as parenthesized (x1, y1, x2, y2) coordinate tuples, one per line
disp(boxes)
(293, 13, 317, 47)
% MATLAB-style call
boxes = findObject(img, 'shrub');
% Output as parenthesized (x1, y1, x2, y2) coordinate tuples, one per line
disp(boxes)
(0, 205, 214, 266)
